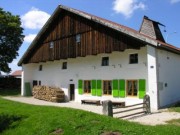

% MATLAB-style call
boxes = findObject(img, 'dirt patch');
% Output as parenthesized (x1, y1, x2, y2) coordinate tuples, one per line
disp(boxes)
(166, 119, 180, 126)
(50, 128, 63, 135)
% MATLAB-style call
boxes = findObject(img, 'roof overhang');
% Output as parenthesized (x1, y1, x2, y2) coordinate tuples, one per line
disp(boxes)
(18, 5, 179, 66)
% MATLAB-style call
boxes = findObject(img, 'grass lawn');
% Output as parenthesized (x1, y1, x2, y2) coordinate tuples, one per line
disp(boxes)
(0, 89, 179, 134)
(168, 102, 180, 113)
(0, 97, 180, 135)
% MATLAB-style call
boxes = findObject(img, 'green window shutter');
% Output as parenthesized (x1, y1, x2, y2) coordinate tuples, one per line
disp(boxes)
(119, 80, 125, 98)
(97, 80, 102, 96)
(78, 80, 83, 95)
(113, 79, 119, 97)
(91, 80, 96, 96)
(139, 79, 146, 99)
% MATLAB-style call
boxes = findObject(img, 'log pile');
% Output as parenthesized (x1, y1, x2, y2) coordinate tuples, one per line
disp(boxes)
(33, 86, 65, 102)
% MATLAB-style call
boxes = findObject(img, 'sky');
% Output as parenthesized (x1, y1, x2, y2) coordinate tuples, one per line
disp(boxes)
(0, 0, 180, 74)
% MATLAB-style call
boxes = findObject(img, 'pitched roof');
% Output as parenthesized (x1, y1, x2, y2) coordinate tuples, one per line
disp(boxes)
(18, 5, 180, 66)
(11, 70, 22, 76)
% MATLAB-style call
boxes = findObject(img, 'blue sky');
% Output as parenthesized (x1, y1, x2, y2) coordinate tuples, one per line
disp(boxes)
(0, 0, 180, 73)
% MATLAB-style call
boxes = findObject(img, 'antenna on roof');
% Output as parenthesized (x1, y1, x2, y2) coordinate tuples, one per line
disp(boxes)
(157, 22, 165, 27)
(163, 25, 167, 33)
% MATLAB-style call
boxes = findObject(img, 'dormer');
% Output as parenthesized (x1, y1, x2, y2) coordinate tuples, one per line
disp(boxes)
(139, 16, 165, 42)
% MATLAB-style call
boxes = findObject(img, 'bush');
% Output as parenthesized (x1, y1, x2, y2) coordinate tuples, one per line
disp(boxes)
(0, 78, 21, 89)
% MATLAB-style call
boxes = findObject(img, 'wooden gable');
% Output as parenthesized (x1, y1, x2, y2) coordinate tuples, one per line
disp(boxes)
(22, 7, 147, 64)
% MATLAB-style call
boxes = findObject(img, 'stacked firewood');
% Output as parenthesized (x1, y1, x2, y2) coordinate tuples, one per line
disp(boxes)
(33, 86, 65, 102)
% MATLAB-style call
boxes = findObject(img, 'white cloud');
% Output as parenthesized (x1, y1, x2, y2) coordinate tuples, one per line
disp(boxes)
(24, 34, 37, 43)
(112, 0, 146, 18)
(170, 0, 180, 4)
(21, 7, 50, 29)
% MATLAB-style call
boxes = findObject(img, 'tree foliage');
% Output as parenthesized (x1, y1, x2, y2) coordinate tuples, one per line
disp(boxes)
(0, 8, 24, 73)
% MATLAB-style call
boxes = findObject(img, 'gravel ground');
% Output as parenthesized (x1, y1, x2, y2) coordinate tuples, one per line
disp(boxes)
(2, 96, 180, 126)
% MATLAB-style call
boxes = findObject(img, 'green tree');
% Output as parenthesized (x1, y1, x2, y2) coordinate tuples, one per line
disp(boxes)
(0, 8, 24, 73)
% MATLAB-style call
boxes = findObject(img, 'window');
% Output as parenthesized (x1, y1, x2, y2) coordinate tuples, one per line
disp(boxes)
(102, 57, 109, 66)
(49, 41, 54, 48)
(33, 80, 38, 87)
(62, 62, 67, 69)
(129, 53, 138, 64)
(84, 80, 91, 94)
(76, 34, 81, 43)
(127, 80, 138, 96)
(39, 81, 41, 86)
(39, 65, 42, 71)
(103, 80, 112, 95)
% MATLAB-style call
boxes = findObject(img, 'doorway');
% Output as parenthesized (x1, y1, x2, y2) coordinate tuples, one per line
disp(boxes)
(69, 84, 75, 101)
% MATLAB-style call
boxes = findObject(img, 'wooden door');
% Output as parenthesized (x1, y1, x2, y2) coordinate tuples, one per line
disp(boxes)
(70, 84, 75, 101)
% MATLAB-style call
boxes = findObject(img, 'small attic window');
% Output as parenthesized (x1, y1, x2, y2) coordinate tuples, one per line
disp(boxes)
(76, 34, 81, 43)
(49, 41, 54, 48)
(102, 57, 109, 66)
(39, 65, 43, 71)
(129, 53, 138, 64)
(62, 62, 67, 69)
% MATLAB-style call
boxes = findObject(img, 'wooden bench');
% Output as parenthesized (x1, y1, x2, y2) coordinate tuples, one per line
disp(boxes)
(81, 99, 101, 106)
(112, 101, 125, 107)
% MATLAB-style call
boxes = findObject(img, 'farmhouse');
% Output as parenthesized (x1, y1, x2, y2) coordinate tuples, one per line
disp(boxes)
(18, 5, 180, 110)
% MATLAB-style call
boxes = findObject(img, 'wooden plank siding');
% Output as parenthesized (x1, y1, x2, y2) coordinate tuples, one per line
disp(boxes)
(24, 10, 146, 64)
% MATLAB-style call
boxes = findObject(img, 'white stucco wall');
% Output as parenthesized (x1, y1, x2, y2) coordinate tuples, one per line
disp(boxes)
(146, 46, 159, 110)
(22, 46, 151, 107)
(157, 49, 180, 108)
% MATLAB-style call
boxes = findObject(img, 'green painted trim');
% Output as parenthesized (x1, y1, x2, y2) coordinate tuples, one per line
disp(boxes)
(113, 79, 119, 97)
(78, 80, 83, 95)
(91, 80, 96, 96)
(139, 79, 146, 99)
(97, 80, 102, 96)
(119, 79, 125, 97)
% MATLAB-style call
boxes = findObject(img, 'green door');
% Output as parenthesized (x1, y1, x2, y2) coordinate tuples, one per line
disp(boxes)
(25, 82, 31, 96)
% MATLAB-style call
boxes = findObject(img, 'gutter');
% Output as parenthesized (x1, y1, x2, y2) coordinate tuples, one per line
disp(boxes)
(157, 43, 180, 55)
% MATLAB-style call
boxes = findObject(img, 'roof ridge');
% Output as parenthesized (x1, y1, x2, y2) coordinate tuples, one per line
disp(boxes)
(59, 5, 158, 45)
(59, 5, 143, 35)
(18, 5, 180, 66)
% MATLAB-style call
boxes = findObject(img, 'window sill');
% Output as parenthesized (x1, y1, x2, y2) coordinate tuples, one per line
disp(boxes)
(103, 94, 112, 96)
(83, 93, 91, 95)
(127, 64, 139, 68)
(126, 96, 138, 98)
(101, 65, 109, 67)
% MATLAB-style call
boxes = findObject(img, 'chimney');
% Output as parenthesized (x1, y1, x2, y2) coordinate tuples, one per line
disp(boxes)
(139, 16, 165, 42)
